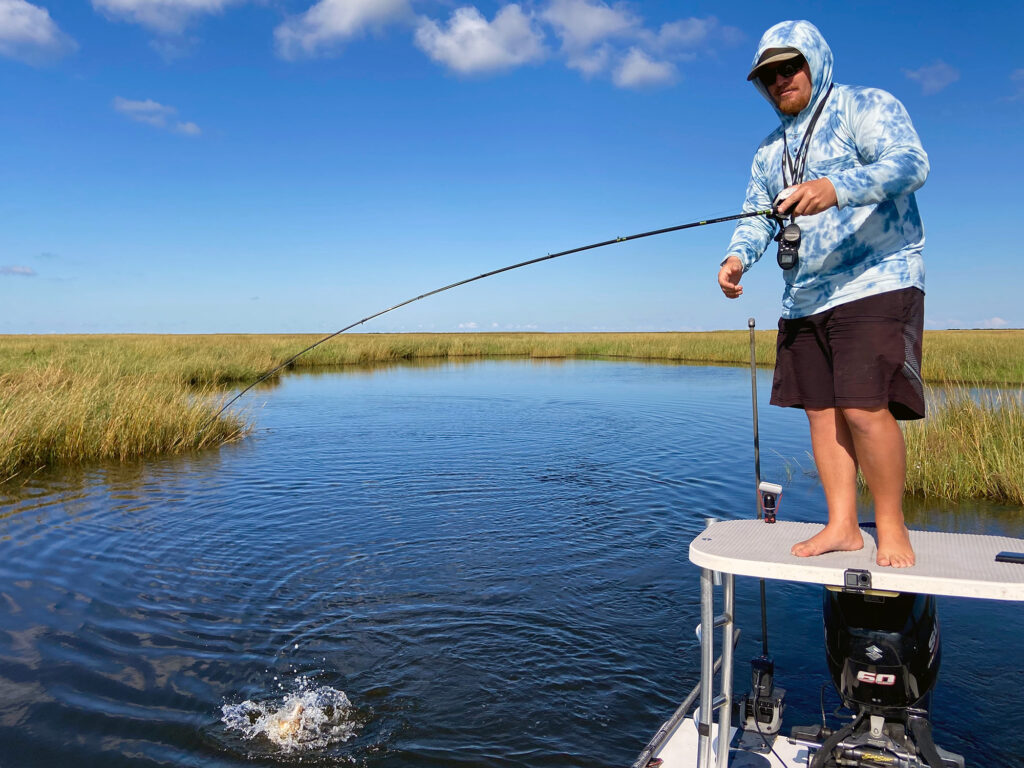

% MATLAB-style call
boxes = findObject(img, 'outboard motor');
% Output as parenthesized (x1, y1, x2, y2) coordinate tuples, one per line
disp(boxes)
(824, 589, 939, 715)
(802, 589, 964, 768)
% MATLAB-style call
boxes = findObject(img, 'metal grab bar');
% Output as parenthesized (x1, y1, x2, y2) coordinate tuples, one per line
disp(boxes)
(631, 629, 742, 768)
(697, 564, 735, 768)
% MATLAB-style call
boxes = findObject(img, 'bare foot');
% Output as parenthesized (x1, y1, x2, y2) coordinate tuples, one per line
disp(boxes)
(876, 522, 915, 568)
(791, 524, 865, 557)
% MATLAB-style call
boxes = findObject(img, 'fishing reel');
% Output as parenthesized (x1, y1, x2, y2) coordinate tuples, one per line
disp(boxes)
(772, 188, 801, 271)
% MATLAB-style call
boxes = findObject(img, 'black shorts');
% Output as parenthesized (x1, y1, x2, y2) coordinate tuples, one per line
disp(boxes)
(770, 287, 925, 420)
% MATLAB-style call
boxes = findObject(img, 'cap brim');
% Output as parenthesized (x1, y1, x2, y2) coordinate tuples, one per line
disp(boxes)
(747, 48, 803, 81)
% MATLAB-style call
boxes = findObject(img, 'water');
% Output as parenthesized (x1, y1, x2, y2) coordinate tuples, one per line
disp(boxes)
(1, 360, 1022, 767)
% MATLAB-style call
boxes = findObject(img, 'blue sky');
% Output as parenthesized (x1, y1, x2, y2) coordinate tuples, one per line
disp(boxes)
(2, 0, 1022, 334)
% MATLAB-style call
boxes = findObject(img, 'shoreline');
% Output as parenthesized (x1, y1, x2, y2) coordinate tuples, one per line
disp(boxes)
(1, 331, 1021, 502)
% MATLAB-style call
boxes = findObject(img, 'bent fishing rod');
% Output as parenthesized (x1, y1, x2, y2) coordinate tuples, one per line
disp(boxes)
(208, 207, 774, 423)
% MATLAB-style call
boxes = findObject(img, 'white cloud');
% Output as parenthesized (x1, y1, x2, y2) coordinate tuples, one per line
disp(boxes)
(1010, 69, 1024, 101)
(149, 35, 197, 60)
(264, 0, 730, 87)
(565, 42, 610, 76)
(458, 321, 479, 329)
(538, 3, 730, 86)
(113, 97, 202, 136)
(274, 0, 410, 60)
(980, 317, 1008, 329)
(92, 0, 243, 34)
(613, 46, 675, 88)
(114, 96, 174, 126)
(541, 0, 637, 52)
(0, 0, 76, 64)
(540, 0, 636, 75)
(1, 265, 36, 276)
(653, 17, 712, 48)
(176, 120, 201, 135)
(415, 4, 545, 74)
(903, 60, 959, 95)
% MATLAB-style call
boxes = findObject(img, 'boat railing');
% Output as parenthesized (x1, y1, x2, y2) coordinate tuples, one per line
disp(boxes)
(631, 627, 740, 768)
(696, 520, 735, 768)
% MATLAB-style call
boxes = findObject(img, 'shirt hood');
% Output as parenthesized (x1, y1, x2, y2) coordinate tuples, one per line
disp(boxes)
(751, 20, 834, 124)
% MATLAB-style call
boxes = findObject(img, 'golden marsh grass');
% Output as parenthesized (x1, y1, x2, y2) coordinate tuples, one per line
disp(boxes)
(904, 386, 1024, 505)
(1, 330, 1022, 501)
(0, 349, 248, 484)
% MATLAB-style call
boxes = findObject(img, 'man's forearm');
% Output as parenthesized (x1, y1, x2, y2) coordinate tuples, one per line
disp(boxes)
(725, 214, 775, 270)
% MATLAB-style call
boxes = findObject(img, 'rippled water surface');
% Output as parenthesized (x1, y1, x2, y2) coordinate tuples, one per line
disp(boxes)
(1, 360, 1022, 767)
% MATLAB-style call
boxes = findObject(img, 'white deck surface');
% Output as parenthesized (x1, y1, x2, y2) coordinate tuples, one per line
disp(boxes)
(651, 715, 808, 768)
(690, 520, 1024, 601)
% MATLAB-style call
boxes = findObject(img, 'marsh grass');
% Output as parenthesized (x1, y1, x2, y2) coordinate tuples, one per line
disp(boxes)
(917, 331, 1024, 384)
(904, 385, 1024, 505)
(0, 352, 248, 485)
(1, 330, 1021, 498)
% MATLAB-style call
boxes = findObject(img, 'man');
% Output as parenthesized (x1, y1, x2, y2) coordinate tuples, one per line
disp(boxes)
(717, 20, 929, 568)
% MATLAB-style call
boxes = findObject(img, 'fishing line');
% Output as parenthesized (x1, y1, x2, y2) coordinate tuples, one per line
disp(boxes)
(207, 208, 772, 424)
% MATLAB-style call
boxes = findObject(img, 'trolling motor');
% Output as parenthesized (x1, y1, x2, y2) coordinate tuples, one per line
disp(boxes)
(736, 320, 789, 751)
(789, 589, 965, 768)
(736, 654, 787, 750)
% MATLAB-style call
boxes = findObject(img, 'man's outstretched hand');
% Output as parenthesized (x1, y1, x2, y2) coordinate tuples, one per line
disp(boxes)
(718, 255, 744, 298)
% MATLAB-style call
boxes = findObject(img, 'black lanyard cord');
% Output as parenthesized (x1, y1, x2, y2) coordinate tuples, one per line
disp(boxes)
(782, 83, 834, 188)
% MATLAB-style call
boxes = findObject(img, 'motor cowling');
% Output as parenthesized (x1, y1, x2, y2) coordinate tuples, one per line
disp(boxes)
(823, 589, 940, 716)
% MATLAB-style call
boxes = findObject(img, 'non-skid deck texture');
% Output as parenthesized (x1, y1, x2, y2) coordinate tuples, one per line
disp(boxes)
(690, 520, 1024, 601)
(652, 717, 806, 768)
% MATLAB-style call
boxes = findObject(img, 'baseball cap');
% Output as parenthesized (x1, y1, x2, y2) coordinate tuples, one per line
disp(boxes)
(747, 47, 803, 81)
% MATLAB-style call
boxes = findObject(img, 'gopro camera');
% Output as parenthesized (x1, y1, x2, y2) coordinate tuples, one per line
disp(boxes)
(772, 187, 800, 270)
(758, 481, 782, 524)
(775, 222, 801, 270)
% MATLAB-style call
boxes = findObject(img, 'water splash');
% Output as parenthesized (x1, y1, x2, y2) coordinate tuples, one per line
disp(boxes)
(222, 682, 357, 753)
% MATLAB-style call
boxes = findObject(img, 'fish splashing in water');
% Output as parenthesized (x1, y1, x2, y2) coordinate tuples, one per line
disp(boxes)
(222, 684, 356, 753)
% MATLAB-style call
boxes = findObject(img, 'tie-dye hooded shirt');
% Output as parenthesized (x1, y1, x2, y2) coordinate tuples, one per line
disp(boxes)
(725, 20, 929, 319)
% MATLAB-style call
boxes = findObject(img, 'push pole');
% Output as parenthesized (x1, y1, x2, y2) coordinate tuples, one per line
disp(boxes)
(749, 318, 769, 657)
(749, 318, 762, 499)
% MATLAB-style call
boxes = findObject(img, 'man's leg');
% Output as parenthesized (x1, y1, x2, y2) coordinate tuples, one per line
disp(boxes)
(791, 407, 865, 557)
(841, 406, 915, 568)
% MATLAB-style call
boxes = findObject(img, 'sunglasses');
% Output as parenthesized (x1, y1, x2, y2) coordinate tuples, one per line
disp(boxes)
(758, 56, 806, 87)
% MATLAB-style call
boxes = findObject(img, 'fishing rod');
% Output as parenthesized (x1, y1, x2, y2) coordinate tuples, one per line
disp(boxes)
(207, 208, 773, 423)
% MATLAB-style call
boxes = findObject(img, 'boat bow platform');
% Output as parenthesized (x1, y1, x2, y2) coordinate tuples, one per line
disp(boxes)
(690, 519, 1024, 601)
(635, 520, 1024, 768)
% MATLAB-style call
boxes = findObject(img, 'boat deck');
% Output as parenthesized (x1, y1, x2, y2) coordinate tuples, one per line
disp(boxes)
(635, 521, 1024, 767)
(689, 520, 1024, 601)
(651, 718, 808, 768)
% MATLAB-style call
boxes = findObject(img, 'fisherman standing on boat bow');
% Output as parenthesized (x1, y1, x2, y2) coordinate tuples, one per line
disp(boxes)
(717, 20, 929, 568)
